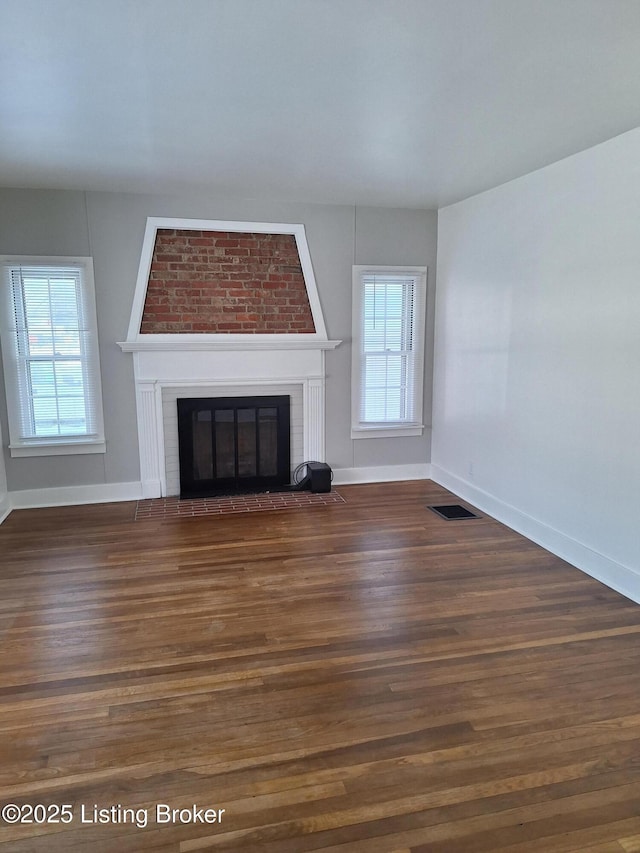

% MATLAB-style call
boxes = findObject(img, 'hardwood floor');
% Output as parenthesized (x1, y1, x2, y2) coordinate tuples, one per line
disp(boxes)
(1, 480, 640, 852)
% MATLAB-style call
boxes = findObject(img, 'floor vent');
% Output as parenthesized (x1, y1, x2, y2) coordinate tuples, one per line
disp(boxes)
(427, 504, 481, 520)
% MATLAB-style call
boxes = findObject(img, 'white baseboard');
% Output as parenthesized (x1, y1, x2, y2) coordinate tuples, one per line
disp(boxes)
(332, 463, 431, 486)
(0, 492, 11, 525)
(0, 467, 432, 520)
(431, 464, 640, 605)
(9, 481, 143, 511)
(141, 479, 162, 499)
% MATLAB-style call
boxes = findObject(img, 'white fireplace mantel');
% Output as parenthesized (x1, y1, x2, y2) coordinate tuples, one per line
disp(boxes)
(119, 335, 341, 352)
(118, 341, 340, 497)
(118, 217, 341, 498)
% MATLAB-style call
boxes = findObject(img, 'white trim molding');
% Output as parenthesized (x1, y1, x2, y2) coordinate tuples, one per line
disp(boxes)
(126, 217, 331, 344)
(120, 337, 340, 352)
(0, 492, 11, 524)
(332, 463, 431, 485)
(9, 439, 106, 458)
(1, 255, 106, 458)
(9, 481, 143, 510)
(431, 464, 640, 606)
(351, 265, 427, 440)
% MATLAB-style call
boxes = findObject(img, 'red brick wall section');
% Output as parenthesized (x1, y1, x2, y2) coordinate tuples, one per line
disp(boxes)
(140, 230, 316, 334)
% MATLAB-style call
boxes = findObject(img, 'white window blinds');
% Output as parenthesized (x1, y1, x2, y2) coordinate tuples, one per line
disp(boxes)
(361, 274, 415, 423)
(1, 259, 105, 454)
(352, 266, 426, 437)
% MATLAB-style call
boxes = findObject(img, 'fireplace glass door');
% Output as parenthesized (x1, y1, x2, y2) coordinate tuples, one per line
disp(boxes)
(177, 396, 290, 497)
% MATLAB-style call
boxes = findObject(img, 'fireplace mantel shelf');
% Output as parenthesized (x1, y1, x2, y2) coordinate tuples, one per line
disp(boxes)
(118, 337, 342, 353)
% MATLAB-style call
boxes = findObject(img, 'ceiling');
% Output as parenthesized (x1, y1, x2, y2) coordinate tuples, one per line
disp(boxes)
(1, 0, 640, 209)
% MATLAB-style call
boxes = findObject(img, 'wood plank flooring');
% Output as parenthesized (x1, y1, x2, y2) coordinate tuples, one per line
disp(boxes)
(1, 480, 639, 851)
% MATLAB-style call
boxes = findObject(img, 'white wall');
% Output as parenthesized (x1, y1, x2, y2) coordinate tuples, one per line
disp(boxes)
(433, 128, 640, 600)
(0, 190, 437, 500)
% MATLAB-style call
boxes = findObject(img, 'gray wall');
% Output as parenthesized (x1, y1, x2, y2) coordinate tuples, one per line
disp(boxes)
(0, 189, 437, 492)
(0, 416, 7, 510)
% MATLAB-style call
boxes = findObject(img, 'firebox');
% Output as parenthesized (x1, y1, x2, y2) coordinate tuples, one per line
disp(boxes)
(177, 396, 291, 498)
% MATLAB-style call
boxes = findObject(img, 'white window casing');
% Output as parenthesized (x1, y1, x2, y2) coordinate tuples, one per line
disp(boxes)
(351, 265, 427, 439)
(0, 256, 106, 457)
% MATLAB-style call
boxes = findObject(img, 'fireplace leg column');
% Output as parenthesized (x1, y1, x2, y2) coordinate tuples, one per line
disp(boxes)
(135, 380, 163, 498)
(304, 378, 325, 462)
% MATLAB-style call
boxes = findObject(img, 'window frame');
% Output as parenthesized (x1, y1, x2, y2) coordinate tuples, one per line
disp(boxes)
(0, 256, 106, 457)
(351, 265, 427, 440)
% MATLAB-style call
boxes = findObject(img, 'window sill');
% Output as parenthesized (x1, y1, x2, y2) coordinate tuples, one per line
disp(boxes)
(351, 424, 424, 440)
(9, 439, 106, 458)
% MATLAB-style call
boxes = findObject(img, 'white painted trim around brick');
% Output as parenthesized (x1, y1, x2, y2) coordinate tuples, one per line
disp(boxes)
(126, 217, 330, 342)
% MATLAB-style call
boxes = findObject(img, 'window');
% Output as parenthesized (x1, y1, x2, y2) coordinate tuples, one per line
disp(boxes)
(351, 265, 427, 438)
(0, 257, 105, 456)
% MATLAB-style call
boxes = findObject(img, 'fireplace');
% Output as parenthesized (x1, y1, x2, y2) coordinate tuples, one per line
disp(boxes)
(177, 395, 291, 497)
(118, 218, 341, 499)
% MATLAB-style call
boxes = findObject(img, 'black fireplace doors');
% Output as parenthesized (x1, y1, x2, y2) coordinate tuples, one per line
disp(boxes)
(177, 396, 291, 498)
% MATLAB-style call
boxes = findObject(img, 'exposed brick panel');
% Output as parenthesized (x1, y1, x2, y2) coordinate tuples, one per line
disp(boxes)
(140, 230, 316, 334)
